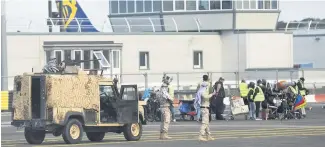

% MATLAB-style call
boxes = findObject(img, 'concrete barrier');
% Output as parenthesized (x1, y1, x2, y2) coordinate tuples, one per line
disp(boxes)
(305, 94, 325, 103)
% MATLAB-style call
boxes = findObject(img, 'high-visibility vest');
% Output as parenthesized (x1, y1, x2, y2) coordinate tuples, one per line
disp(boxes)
(298, 80, 306, 96)
(295, 85, 299, 93)
(289, 86, 298, 95)
(248, 88, 254, 100)
(239, 83, 249, 97)
(253, 86, 265, 102)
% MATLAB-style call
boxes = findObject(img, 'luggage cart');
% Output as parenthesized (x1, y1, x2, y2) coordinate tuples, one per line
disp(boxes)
(222, 85, 249, 121)
(223, 96, 249, 120)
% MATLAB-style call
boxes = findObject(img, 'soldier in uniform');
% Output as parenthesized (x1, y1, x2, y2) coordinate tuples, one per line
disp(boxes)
(195, 75, 211, 122)
(198, 84, 216, 141)
(158, 82, 174, 140)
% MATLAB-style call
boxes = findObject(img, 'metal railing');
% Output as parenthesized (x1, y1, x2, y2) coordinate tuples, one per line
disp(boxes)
(6, 17, 325, 33)
(5, 17, 202, 33)
(278, 20, 325, 31)
(2, 69, 325, 95)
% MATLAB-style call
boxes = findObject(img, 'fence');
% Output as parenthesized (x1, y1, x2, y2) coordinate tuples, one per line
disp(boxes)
(2, 69, 325, 94)
(277, 20, 325, 31)
(1, 70, 325, 111)
(5, 17, 325, 33)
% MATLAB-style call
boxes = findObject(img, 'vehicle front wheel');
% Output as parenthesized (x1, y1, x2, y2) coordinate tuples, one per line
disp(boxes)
(86, 132, 105, 142)
(123, 123, 142, 141)
(24, 127, 46, 144)
(62, 119, 84, 144)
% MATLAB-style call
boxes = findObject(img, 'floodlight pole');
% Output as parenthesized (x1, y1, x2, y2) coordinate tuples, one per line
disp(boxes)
(1, 0, 8, 91)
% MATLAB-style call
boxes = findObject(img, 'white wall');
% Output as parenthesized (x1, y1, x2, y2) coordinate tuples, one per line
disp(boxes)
(219, 31, 247, 82)
(246, 32, 293, 69)
(293, 36, 325, 68)
(6, 33, 222, 90)
(5, 32, 296, 90)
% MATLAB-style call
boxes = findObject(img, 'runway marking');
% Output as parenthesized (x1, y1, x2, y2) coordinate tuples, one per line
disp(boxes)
(31, 132, 325, 147)
(4, 127, 325, 143)
(144, 124, 325, 127)
(3, 128, 325, 146)
(9, 126, 325, 134)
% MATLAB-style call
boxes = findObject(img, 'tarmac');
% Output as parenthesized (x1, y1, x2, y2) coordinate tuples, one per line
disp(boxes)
(1, 103, 325, 147)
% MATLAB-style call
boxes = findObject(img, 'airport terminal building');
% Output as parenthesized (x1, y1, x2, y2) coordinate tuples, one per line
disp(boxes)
(2, 0, 325, 91)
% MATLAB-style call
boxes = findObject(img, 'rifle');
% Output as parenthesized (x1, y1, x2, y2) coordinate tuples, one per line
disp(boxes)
(61, 59, 101, 66)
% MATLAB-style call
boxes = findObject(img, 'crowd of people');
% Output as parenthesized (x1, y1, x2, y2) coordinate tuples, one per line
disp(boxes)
(239, 77, 309, 120)
(154, 74, 309, 141)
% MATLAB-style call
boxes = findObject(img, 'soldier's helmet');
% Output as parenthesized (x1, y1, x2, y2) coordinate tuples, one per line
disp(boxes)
(162, 75, 173, 85)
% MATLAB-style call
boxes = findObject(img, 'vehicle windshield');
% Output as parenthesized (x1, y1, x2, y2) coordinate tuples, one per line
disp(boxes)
(99, 85, 115, 97)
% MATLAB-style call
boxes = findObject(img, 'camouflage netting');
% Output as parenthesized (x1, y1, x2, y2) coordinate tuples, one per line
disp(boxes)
(13, 72, 105, 120)
(46, 74, 101, 111)
(13, 75, 31, 120)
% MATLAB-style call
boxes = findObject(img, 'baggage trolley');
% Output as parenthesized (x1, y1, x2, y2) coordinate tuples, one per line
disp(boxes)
(223, 96, 249, 120)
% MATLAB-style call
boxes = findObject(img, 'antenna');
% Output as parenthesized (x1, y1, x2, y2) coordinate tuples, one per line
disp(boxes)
(93, 51, 110, 76)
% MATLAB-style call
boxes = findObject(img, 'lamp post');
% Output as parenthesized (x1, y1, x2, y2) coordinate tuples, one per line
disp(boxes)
(1, 0, 8, 91)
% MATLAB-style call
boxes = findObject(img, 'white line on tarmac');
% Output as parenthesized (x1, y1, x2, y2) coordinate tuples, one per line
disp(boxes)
(144, 124, 324, 127)
(2, 123, 324, 128)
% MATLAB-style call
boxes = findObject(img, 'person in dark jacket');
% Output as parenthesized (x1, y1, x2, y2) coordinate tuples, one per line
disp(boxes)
(253, 80, 265, 120)
(297, 77, 308, 117)
(247, 82, 256, 120)
(212, 77, 226, 120)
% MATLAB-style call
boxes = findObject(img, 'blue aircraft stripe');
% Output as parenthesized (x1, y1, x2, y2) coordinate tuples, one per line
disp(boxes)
(57, 0, 99, 32)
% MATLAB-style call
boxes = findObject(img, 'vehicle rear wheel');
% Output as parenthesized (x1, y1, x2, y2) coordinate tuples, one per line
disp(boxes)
(123, 123, 142, 141)
(62, 119, 83, 144)
(86, 132, 105, 142)
(24, 127, 46, 144)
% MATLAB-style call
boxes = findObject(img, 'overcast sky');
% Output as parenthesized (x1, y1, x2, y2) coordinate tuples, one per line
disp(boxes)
(278, 0, 325, 21)
(2, 0, 325, 22)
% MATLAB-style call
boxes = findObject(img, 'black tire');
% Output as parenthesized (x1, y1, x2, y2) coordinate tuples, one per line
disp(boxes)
(62, 119, 84, 144)
(24, 127, 46, 144)
(123, 123, 142, 141)
(86, 132, 105, 142)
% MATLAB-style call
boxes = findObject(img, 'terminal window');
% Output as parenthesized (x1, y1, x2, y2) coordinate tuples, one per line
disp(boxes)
(193, 51, 203, 69)
(236, 0, 277, 9)
(175, 0, 185, 10)
(72, 50, 82, 67)
(113, 50, 120, 68)
(128, 0, 135, 13)
(84, 50, 91, 69)
(210, 0, 221, 10)
(186, 0, 196, 10)
(109, 0, 236, 14)
(139, 52, 150, 70)
(136, 0, 144, 12)
(109, 0, 277, 14)
(93, 50, 101, 69)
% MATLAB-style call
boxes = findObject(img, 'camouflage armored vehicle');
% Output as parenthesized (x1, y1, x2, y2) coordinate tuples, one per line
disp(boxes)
(11, 64, 146, 144)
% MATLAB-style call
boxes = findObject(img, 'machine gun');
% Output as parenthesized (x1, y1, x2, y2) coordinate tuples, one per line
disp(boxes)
(42, 59, 101, 74)
(59, 59, 101, 74)
(61, 59, 100, 66)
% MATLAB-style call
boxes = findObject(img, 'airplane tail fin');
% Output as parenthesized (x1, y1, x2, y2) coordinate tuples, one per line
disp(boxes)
(56, 0, 99, 32)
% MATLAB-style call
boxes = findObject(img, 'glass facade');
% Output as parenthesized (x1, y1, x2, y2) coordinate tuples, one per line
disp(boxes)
(109, 0, 279, 14)
(236, 0, 278, 9)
